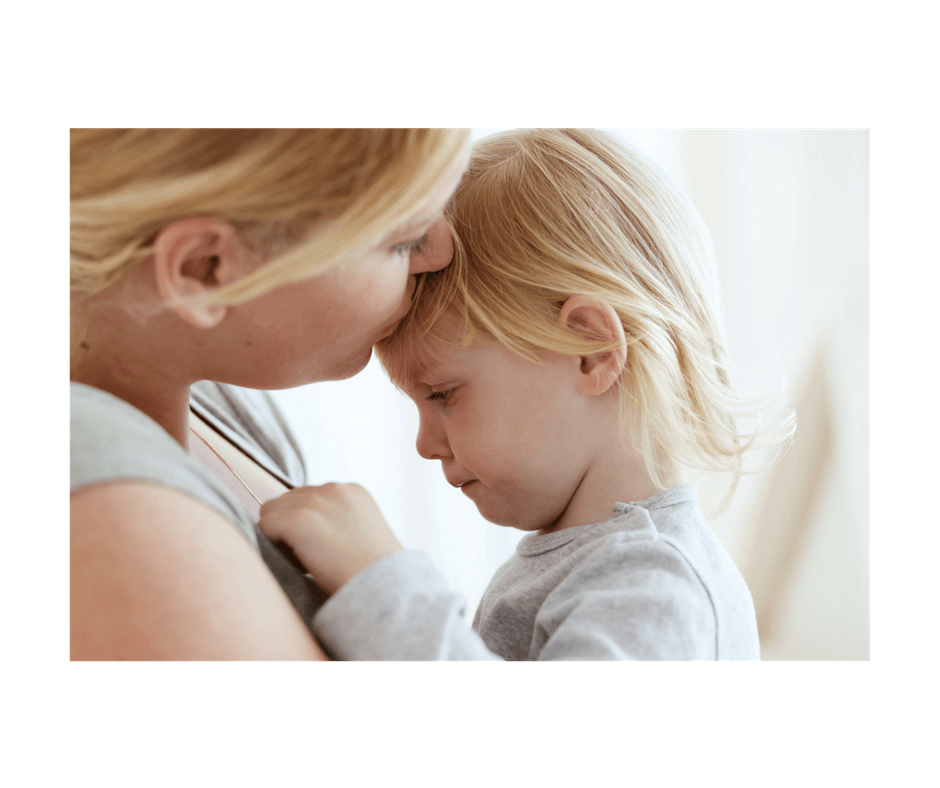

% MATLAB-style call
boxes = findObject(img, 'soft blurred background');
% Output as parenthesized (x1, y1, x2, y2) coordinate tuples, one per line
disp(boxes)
(271, 128, 869, 661)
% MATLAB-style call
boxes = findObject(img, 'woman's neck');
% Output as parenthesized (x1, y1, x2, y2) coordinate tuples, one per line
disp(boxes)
(71, 302, 195, 448)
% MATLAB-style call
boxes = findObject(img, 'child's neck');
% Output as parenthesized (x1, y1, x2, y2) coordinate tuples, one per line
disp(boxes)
(536, 436, 675, 536)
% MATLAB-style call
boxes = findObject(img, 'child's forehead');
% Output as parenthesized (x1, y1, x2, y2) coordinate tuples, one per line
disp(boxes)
(402, 330, 466, 386)
(395, 310, 491, 391)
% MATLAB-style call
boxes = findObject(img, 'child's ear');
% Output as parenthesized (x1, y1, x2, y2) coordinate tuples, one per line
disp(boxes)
(152, 217, 258, 329)
(558, 295, 627, 396)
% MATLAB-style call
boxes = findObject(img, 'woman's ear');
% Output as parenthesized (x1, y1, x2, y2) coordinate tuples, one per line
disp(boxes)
(152, 217, 258, 329)
(558, 295, 627, 396)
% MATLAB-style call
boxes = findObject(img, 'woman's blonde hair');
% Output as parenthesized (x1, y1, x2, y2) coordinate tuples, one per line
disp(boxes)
(378, 128, 795, 509)
(71, 128, 470, 305)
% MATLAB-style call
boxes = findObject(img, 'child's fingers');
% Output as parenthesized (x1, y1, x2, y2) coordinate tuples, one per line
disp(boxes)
(260, 484, 330, 516)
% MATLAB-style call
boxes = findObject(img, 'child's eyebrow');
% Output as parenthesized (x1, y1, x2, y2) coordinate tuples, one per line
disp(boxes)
(400, 359, 449, 394)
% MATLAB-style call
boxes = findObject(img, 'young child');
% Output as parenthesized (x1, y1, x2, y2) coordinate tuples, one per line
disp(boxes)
(259, 129, 794, 660)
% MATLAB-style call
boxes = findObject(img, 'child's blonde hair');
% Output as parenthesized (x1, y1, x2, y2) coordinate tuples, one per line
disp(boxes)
(377, 129, 795, 509)
(71, 128, 470, 305)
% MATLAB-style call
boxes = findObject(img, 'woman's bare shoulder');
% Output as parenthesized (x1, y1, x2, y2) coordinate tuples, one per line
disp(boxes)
(70, 481, 328, 660)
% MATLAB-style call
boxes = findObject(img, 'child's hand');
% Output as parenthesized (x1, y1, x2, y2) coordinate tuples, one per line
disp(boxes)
(258, 483, 404, 595)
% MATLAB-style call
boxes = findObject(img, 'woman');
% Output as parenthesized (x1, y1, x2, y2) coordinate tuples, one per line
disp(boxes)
(70, 129, 470, 659)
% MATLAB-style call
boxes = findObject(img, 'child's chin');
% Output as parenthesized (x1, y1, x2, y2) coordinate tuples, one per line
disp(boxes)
(477, 505, 531, 531)
(465, 488, 539, 530)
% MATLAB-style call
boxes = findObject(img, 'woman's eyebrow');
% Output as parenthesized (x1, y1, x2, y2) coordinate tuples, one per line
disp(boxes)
(393, 178, 460, 237)
(392, 215, 436, 239)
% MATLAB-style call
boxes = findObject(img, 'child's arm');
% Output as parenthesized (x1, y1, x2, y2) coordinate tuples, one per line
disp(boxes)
(258, 483, 405, 595)
(258, 483, 501, 660)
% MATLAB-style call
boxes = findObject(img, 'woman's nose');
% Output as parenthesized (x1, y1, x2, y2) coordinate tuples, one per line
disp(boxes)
(409, 217, 454, 275)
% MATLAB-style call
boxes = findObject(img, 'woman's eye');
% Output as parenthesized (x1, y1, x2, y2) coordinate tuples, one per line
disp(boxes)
(427, 388, 455, 407)
(393, 234, 429, 257)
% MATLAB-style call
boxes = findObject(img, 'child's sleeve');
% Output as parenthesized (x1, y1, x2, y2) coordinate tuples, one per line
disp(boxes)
(311, 550, 502, 660)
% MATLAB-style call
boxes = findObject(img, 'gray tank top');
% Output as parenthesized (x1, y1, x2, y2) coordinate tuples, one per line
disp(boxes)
(70, 380, 327, 629)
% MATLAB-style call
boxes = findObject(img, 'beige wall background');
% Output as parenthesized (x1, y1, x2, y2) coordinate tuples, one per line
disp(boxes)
(273, 129, 870, 660)
(623, 130, 869, 660)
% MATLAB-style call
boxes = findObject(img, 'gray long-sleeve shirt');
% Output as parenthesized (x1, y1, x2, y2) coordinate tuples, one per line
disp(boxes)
(313, 486, 760, 660)
(69, 383, 760, 661)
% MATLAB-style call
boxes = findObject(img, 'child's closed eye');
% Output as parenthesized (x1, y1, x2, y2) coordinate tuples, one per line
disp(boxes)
(427, 388, 456, 407)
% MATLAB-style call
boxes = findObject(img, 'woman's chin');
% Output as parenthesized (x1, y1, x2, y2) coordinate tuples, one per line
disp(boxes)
(331, 348, 373, 381)
(377, 319, 403, 342)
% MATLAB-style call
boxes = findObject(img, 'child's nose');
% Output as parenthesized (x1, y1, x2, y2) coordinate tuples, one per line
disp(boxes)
(416, 416, 452, 461)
